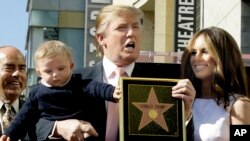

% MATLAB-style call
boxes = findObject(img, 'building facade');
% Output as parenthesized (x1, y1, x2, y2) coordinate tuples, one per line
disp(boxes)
(25, 0, 250, 88)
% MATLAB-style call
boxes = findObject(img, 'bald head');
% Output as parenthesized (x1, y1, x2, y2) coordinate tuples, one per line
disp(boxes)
(0, 46, 24, 60)
(0, 45, 26, 104)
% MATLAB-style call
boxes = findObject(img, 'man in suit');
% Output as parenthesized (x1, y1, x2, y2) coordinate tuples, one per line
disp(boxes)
(0, 46, 36, 140)
(36, 5, 195, 141)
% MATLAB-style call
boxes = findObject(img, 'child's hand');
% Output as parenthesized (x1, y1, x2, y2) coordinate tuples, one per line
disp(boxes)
(0, 135, 10, 141)
(113, 86, 122, 102)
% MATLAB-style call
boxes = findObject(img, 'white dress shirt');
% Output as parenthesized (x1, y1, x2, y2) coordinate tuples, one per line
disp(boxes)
(103, 56, 134, 141)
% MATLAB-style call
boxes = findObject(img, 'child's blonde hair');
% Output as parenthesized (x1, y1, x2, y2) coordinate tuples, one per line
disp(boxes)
(34, 40, 73, 65)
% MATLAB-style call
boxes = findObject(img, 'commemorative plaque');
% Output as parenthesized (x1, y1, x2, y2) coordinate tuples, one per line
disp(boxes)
(119, 77, 186, 141)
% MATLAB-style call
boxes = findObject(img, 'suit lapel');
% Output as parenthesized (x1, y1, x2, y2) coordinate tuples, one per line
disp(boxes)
(93, 61, 104, 82)
(131, 63, 145, 77)
(19, 95, 25, 108)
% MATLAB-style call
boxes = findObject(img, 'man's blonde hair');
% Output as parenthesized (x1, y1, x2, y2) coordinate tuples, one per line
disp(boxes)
(95, 4, 144, 56)
(96, 4, 144, 35)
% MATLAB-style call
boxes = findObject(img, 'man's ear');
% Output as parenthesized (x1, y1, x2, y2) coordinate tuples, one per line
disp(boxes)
(96, 34, 105, 46)
(70, 63, 74, 70)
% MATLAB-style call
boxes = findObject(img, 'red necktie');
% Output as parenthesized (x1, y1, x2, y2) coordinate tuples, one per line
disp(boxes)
(105, 68, 127, 141)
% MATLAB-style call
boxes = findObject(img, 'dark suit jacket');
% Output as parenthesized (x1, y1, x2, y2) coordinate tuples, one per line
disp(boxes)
(36, 61, 194, 141)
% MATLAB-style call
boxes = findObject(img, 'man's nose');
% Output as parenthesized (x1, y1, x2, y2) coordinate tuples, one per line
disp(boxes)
(126, 27, 134, 37)
(12, 69, 21, 76)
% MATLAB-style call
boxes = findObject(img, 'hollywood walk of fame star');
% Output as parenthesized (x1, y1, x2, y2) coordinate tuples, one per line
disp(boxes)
(132, 87, 174, 132)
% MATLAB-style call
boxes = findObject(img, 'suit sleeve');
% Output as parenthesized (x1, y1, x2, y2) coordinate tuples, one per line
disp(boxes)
(186, 116, 194, 141)
(36, 118, 56, 140)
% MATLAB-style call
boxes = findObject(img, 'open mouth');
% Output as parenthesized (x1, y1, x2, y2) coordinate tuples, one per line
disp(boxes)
(125, 41, 135, 51)
(126, 42, 135, 48)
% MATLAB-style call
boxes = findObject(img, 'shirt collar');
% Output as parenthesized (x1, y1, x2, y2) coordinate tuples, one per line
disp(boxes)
(103, 56, 134, 78)
(40, 73, 72, 87)
(0, 98, 19, 113)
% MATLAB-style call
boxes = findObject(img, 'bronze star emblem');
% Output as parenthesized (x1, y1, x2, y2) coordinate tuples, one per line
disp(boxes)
(132, 87, 174, 132)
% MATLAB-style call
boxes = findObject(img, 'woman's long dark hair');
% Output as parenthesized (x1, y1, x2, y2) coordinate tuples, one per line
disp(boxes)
(180, 27, 249, 108)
